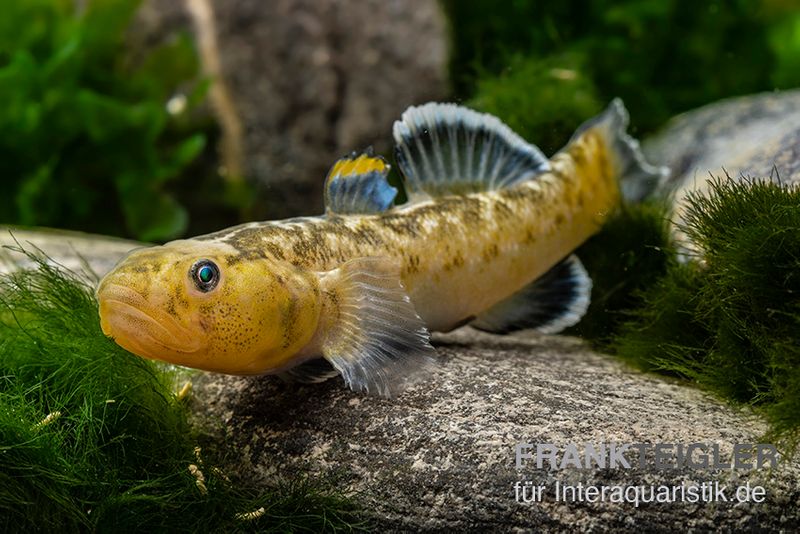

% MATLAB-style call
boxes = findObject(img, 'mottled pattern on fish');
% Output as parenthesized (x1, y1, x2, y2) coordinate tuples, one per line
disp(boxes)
(188, 130, 615, 331)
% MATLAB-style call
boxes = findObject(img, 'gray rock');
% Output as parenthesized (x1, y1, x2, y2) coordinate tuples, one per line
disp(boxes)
(134, 0, 448, 218)
(644, 89, 800, 237)
(0, 226, 141, 276)
(190, 330, 800, 532)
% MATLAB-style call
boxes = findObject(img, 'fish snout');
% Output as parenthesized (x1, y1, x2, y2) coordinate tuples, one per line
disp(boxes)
(97, 282, 205, 357)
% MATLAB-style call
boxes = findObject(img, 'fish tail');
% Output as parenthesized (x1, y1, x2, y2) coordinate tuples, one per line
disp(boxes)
(570, 98, 669, 202)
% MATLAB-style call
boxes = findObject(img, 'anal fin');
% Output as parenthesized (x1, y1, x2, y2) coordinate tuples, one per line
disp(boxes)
(318, 257, 436, 397)
(471, 255, 592, 334)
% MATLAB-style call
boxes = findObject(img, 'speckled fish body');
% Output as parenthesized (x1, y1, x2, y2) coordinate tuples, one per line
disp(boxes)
(192, 139, 615, 332)
(97, 100, 665, 396)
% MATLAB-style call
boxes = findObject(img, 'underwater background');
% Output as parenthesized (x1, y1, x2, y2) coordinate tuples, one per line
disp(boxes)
(2, 0, 799, 242)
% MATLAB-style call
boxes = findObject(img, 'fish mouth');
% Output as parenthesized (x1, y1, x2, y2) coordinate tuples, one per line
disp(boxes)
(98, 283, 204, 358)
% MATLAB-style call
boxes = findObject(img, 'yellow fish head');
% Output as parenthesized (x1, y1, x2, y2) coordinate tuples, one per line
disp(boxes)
(96, 240, 322, 374)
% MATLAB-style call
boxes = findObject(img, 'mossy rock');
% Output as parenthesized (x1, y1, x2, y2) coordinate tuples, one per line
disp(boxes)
(643, 89, 800, 238)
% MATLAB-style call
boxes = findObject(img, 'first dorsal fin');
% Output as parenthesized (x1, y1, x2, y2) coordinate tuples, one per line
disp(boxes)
(324, 150, 398, 215)
(392, 103, 551, 202)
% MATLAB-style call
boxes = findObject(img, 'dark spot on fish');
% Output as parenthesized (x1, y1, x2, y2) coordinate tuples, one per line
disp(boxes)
(170, 284, 189, 310)
(547, 167, 569, 187)
(280, 294, 300, 349)
(493, 200, 514, 221)
(571, 144, 587, 166)
(165, 297, 177, 317)
(524, 229, 537, 244)
(131, 263, 156, 274)
(265, 242, 285, 261)
(498, 187, 530, 203)
(405, 253, 421, 275)
(274, 273, 285, 288)
(482, 243, 499, 262)
(292, 240, 310, 261)
(442, 250, 465, 272)
(379, 212, 422, 238)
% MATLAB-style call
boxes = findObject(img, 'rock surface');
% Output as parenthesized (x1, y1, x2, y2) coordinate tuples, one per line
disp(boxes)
(192, 330, 800, 532)
(134, 0, 448, 218)
(644, 89, 800, 232)
(0, 226, 141, 276)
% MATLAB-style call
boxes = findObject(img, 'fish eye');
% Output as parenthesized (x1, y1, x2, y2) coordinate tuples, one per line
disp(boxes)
(190, 259, 220, 292)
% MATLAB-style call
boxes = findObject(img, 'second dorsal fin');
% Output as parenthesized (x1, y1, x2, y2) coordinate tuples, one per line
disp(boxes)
(392, 103, 551, 202)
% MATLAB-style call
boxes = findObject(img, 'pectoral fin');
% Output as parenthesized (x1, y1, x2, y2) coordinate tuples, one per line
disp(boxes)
(279, 358, 339, 384)
(471, 254, 592, 334)
(318, 257, 436, 396)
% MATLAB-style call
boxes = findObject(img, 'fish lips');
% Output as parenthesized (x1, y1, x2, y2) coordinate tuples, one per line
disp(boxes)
(98, 283, 205, 359)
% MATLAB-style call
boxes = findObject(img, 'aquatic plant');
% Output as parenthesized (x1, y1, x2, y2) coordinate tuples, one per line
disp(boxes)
(469, 53, 602, 154)
(568, 199, 676, 345)
(0, 250, 364, 532)
(445, 0, 800, 146)
(0, 0, 206, 241)
(611, 178, 800, 448)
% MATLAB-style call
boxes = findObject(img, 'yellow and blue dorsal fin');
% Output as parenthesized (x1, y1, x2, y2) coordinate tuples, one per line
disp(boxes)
(392, 103, 551, 202)
(324, 150, 398, 215)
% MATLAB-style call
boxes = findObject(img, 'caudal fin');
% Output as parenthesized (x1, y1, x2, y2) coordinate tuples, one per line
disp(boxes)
(569, 99, 669, 202)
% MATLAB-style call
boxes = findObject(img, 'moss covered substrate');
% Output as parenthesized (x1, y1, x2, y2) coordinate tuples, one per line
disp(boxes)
(0, 252, 365, 532)
(573, 177, 800, 450)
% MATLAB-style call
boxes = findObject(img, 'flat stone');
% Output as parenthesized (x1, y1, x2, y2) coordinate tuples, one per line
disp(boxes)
(191, 329, 800, 531)
(0, 226, 141, 276)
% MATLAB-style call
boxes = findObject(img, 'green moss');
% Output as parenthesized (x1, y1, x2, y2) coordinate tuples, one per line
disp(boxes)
(0, 251, 365, 532)
(444, 0, 789, 137)
(568, 199, 676, 345)
(610, 178, 800, 448)
(469, 53, 602, 154)
(611, 261, 711, 376)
